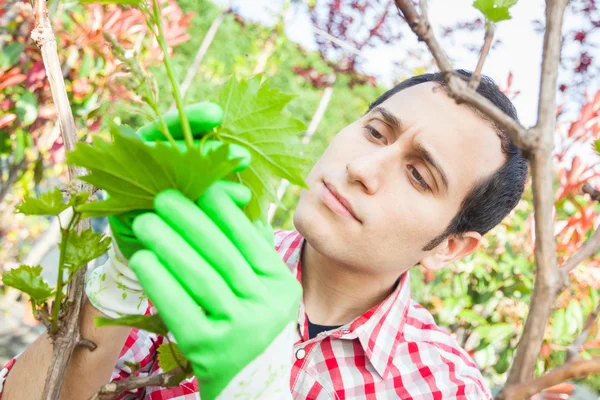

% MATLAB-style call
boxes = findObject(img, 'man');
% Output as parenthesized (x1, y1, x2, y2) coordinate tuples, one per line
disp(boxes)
(1, 70, 528, 399)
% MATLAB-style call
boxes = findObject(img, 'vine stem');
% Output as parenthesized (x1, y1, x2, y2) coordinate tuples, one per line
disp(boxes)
(151, 0, 194, 150)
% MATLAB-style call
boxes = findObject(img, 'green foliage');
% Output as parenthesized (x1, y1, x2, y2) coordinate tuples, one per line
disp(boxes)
(94, 314, 169, 335)
(595, 139, 600, 154)
(0, 43, 24, 70)
(78, 0, 143, 5)
(157, 342, 188, 372)
(15, 91, 38, 127)
(216, 76, 309, 220)
(473, 0, 518, 22)
(16, 187, 89, 216)
(1, 265, 54, 303)
(67, 124, 242, 217)
(62, 228, 111, 274)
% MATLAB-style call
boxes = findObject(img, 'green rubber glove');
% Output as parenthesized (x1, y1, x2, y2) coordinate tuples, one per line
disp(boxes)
(108, 102, 250, 260)
(129, 185, 302, 399)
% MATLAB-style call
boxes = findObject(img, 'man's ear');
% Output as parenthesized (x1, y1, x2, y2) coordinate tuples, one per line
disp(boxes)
(419, 231, 482, 271)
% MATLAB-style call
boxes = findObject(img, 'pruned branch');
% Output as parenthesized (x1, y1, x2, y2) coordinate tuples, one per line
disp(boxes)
(30, 0, 96, 398)
(566, 301, 600, 362)
(89, 366, 188, 400)
(393, 0, 533, 152)
(501, 358, 600, 400)
(469, 23, 495, 90)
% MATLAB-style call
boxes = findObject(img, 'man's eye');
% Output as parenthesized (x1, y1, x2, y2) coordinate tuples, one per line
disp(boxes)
(364, 125, 387, 144)
(408, 165, 431, 191)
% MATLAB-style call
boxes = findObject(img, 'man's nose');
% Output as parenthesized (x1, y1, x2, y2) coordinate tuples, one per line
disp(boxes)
(346, 150, 394, 194)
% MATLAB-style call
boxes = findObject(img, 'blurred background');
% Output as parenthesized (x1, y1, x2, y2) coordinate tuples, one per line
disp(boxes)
(1, 0, 600, 397)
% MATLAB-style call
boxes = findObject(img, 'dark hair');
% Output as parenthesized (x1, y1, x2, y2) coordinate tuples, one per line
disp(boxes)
(368, 69, 529, 251)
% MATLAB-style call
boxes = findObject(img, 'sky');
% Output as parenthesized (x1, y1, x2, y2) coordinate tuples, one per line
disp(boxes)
(213, 0, 597, 128)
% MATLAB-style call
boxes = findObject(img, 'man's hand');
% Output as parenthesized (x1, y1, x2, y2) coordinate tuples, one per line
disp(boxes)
(86, 102, 250, 319)
(129, 185, 302, 399)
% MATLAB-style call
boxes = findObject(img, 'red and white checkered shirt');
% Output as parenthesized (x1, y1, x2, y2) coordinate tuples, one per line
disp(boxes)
(1, 229, 491, 399)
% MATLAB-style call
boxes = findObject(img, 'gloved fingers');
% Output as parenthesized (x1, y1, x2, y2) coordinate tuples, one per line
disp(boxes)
(129, 250, 211, 341)
(154, 189, 262, 298)
(252, 219, 274, 247)
(211, 180, 252, 208)
(132, 212, 239, 317)
(137, 102, 223, 142)
(145, 140, 250, 173)
(197, 185, 286, 277)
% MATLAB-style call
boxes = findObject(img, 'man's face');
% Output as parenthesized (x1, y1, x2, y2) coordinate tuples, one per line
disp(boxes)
(294, 82, 505, 274)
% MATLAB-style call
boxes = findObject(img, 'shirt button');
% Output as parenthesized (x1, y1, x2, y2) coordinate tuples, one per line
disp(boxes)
(295, 348, 306, 360)
(340, 329, 351, 334)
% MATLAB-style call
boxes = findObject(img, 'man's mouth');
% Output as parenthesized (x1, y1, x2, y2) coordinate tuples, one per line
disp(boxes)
(321, 180, 361, 223)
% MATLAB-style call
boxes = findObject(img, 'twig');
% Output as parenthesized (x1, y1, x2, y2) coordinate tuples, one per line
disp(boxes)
(178, 8, 230, 102)
(566, 302, 600, 362)
(469, 23, 495, 90)
(393, 0, 533, 152)
(89, 366, 187, 400)
(30, 0, 96, 398)
(583, 183, 600, 201)
(501, 358, 600, 400)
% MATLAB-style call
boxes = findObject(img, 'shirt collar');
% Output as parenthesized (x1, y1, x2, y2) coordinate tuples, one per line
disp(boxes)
(274, 230, 412, 380)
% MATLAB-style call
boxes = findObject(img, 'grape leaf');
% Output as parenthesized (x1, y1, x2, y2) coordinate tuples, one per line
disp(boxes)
(16, 188, 90, 216)
(62, 228, 111, 274)
(594, 139, 600, 154)
(67, 123, 242, 218)
(216, 75, 310, 220)
(2, 265, 54, 303)
(473, 0, 518, 22)
(94, 314, 168, 335)
(157, 342, 188, 372)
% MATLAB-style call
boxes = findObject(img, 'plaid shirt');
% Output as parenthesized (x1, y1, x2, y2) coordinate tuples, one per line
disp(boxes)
(1, 229, 491, 399)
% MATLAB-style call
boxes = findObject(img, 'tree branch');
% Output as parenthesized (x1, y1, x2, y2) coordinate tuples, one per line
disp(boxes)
(393, 0, 533, 152)
(29, 0, 95, 398)
(501, 358, 600, 400)
(583, 183, 600, 201)
(566, 301, 600, 362)
(394, 0, 571, 389)
(89, 367, 188, 400)
(469, 22, 495, 90)
(502, 0, 569, 387)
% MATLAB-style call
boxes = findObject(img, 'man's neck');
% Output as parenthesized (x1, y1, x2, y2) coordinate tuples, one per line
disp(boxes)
(301, 240, 399, 326)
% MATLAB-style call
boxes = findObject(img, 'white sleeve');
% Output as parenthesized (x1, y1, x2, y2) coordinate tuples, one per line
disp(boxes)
(216, 322, 295, 400)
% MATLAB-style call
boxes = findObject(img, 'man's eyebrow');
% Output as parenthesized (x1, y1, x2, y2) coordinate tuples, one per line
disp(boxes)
(371, 106, 403, 132)
(414, 143, 449, 193)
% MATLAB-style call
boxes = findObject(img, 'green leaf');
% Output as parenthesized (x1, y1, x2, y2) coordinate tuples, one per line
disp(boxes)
(16, 187, 69, 216)
(15, 91, 39, 127)
(67, 123, 242, 218)
(0, 43, 24, 70)
(566, 300, 584, 334)
(473, 0, 518, 22)
(552, 309, 567, 343)
(79, 51, 93, 79)
(2, 265, 54, 303)
(157, 342, 188, 372)
(458, 309, 487, 326)
(94, 314, 169, 335)
(216, 75, 310, 220)
(475, 323, 514, 343)
(62, 228, 111, 273)
(594, 139, 600, 155)
(494, 348, 512, 374)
